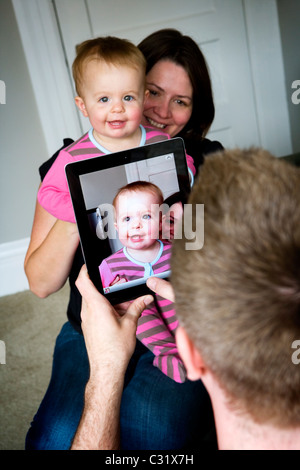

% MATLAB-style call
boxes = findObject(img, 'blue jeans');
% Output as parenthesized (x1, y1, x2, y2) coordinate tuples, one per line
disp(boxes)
(25, 321, 216, 450)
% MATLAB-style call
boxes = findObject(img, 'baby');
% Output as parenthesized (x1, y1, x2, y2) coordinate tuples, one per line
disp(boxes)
(37, 36, 195, 222)
(99, 181, 186, 383)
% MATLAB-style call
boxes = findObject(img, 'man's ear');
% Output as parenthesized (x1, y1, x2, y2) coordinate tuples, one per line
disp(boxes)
(75, 96, 88, 117)
(176, 326, 206, 381)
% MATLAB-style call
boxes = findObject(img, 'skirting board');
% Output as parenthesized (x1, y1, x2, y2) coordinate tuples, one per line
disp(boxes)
(0, 238, 30, 297)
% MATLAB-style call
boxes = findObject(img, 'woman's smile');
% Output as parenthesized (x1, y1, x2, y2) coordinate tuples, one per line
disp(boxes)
(143, 60, 193, 137)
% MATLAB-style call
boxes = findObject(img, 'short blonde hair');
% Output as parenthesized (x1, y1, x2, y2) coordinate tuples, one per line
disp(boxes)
(72, 36, 146, 97)
(172, 148, 300, 427)
(113, 181, 164, 212)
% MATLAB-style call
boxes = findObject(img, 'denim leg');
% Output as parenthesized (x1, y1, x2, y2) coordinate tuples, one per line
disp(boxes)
(120, 349, 216, 450)
(25, 322, 89, 450)
(25, 323, 215, 450)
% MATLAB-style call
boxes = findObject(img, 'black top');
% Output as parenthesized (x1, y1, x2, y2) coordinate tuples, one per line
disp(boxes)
(39, 136, 223, 332)
(183, 136, 224, 175)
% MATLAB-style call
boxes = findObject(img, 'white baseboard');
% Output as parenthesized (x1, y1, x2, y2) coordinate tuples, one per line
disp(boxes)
(0, 238, 30, 297)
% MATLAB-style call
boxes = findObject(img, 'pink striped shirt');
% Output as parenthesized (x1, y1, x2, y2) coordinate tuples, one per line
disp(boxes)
(99, 241, 187, 383)
(38, 126, 195, 223)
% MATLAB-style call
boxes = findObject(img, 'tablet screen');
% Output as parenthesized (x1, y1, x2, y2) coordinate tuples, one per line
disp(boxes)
(66, 137, 190, 304)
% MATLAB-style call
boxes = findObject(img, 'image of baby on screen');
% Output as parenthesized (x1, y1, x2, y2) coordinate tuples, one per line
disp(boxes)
(99, 181, 170, 287)
(98, 181, 187, 383)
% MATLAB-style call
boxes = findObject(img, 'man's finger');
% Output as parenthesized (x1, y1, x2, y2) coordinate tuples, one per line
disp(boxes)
(123, 295, 154, 325)
(75, 264, 111, 311)
(146, 277, 175, 302)
(75, 265, 95, 297)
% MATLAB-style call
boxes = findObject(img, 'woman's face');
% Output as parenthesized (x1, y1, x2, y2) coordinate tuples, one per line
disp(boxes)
(161, 201, 183, 241)
(142, 60, 193, 137)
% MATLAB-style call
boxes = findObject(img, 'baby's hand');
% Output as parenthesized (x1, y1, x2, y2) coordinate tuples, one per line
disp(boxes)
(109, 276, 130, 317)
(110, 275, 128, 286)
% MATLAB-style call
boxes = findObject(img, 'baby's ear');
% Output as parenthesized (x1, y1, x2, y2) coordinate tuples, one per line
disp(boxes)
(144, 89, 150, 103)
(75, 97, 88, 117)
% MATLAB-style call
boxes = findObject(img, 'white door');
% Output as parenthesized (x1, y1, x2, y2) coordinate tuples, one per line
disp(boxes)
(126, 155, 179, 199)
(53, 0, 260, 149)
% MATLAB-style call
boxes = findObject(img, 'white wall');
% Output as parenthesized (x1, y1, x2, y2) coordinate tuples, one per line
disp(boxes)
(0, 0, 48, 294)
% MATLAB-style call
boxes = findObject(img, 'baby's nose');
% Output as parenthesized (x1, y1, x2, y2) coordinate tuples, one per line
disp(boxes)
(111, 99, 125, 112)
(131, 217, 142, 228)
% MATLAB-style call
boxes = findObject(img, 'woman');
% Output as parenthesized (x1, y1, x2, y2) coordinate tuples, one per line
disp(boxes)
(139, 28, 222, 171)
(25, 29, 222, 450)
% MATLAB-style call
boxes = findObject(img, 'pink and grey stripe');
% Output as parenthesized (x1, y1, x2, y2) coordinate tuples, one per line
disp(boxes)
(99, 242, 186, 383)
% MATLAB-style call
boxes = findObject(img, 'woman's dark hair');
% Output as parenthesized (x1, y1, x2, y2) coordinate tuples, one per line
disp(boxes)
(138, 28, 215, 140)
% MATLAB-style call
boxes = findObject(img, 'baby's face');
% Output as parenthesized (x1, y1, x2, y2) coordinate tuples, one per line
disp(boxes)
(114, 190, 161, 250)
(75, 60, 147, 151)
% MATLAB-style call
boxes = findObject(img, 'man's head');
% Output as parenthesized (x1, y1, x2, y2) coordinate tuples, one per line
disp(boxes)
(172, 148, 300, 428)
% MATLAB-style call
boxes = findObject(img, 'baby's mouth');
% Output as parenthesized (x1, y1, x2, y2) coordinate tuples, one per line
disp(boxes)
(108, 120, 125, 127)
(130, 235, 144, 241)
(146, 117, 166, 129)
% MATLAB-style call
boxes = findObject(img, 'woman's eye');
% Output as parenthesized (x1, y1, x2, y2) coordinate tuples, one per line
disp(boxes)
(175, 99, 186, 106)
(165, 217, 175, 226)
(148, 89, 158, 97)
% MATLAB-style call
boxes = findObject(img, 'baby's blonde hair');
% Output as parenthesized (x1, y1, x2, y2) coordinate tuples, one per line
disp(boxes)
(113, 181, 163, 209)
(72, 36, 146, 97)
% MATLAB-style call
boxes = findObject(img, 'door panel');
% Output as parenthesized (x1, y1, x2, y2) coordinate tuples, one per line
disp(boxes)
(54, 0, 260, 148)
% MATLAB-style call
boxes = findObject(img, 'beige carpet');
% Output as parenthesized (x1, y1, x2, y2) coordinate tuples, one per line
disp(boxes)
(0, 284, 69, 450)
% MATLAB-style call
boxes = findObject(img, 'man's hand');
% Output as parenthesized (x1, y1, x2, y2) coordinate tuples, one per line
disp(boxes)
(146, 276, 175, 302)
(76, 265, 154, 377)
(72, 265, 153, 450)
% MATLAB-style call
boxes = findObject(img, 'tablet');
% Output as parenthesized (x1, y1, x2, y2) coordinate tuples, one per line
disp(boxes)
(65, 137, 190, 304)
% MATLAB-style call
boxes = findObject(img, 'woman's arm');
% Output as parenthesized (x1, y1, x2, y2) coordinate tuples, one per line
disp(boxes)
(24, 189, 80, 298)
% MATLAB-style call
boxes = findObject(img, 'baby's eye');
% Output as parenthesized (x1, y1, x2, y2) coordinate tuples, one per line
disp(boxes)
(124, 95, 134, 102)
(123, 216, 130, 222)
(99, 96, 109, 103)
(142, 214, 151, 220)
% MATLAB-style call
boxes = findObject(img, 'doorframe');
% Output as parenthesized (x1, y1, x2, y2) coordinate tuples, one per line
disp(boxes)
(12, 0, 81, 156)
(12, 0, 292, 156)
